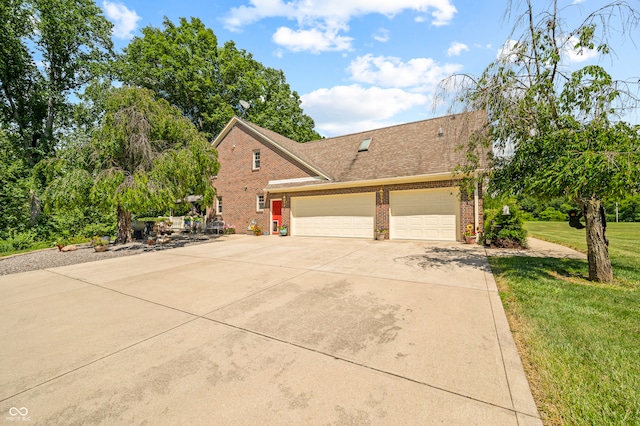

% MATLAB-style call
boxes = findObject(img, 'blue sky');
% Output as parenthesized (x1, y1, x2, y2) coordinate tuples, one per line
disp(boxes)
(101, 0, 639, 137)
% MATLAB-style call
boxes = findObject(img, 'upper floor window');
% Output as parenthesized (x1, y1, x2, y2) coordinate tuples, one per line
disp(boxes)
(253, 150, 261, 170)
(257, 195, 265, 211)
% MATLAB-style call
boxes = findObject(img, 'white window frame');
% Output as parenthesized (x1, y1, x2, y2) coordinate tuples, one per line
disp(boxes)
(253, 150, 261, 170)
(256, 195, 265, 212)
(216, 196, 222, 214)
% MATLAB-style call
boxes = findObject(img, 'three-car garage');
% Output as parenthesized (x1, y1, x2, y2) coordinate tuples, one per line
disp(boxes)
(289, 187, 460, 241)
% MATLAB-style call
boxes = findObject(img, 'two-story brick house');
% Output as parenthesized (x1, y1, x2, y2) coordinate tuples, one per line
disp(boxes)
(210, 110, 487, 241)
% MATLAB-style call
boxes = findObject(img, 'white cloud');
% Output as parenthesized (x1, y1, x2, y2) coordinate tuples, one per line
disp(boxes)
(225, 0, 457, 29)
(301, 84, 428, 135)
(563, 36, 599, 63)
(224, 0, 457, 52)
(273, 24, 353, 53)
(447, 41, 469, 57)
(102, 1, 140, 39)
(498, 37, 598, 64)
(373, 28, 390, 43)
(497, 39, 519, 61)
(347, 54, 462, 90)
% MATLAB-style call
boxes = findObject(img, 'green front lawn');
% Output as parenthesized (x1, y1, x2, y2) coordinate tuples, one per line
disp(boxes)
(489, 222, 640, 425)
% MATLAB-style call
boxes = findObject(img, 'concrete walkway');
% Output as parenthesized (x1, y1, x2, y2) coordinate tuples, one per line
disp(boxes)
(487, 237, 587, 259)
(1, 236, 542, 425)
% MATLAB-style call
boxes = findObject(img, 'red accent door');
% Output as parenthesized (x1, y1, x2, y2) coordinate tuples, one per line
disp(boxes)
(271, 200, 282, 234)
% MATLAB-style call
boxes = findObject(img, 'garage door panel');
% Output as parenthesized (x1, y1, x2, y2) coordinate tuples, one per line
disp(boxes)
(390, 188, 458, 241)
(442, 216, 456, 226)
(292, 194, 374, 238)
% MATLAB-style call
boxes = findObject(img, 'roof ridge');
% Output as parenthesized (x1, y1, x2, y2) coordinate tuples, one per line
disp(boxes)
(306, 111, 473, 144)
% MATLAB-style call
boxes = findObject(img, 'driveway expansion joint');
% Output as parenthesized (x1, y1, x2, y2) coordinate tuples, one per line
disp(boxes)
(204, 316, 528, 418)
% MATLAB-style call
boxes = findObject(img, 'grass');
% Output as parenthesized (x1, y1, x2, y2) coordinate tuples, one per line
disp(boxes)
(0, 241, 54, 258)
(489, 222, 640, 425)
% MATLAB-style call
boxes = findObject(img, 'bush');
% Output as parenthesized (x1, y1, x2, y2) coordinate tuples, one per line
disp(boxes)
(0, 230, 38, 253)
(538, 207, 566, 221)
(483, 202, 528, 248)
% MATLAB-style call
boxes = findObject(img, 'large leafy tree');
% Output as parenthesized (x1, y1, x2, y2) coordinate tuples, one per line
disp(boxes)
(0, 130, 31, 237)
(116, 17, 320, 142)
(0, 0, 113, 165)
(45, 87, 219, 243)
(442, 1, 640, 282)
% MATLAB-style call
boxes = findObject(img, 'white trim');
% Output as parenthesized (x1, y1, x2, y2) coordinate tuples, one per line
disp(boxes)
(268, 176, 324, 185)
(256, 194, 265, 212)
(474, 175, 479, 233)
(266, 172, 456, 193)
(265, 169, 487, 194)
(252, 150, 261, 170)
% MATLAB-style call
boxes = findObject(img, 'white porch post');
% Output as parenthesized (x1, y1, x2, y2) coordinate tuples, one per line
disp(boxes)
(474, 174, 479, 232)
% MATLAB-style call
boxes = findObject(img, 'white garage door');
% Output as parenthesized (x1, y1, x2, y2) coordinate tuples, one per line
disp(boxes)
(390, 188, 458, 241)
(291, 193, 375, 238)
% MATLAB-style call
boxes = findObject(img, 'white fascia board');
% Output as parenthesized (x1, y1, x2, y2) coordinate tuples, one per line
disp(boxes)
(267, 177, 325, 185)
(265, 172, 458, 193)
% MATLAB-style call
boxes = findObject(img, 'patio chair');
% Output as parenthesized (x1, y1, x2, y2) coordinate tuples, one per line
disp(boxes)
(206, 220, 225, 235)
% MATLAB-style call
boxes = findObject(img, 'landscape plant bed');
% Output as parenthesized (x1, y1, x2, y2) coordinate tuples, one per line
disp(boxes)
(489, 222, 640, 425)
(0, 233, 226, 276)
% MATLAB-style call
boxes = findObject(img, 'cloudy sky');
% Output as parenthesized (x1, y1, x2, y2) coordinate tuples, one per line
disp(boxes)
(102, 0, 639, 137)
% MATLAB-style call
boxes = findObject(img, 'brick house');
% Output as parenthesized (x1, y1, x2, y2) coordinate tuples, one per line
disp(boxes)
(209, 110, 487, 241)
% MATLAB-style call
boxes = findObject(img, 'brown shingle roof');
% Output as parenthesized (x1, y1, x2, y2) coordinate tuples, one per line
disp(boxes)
(299, 110, 488, 182)
(214, 111, 488, 186)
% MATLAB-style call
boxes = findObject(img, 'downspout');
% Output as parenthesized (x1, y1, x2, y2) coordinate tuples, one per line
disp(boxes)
(474, 173, 479, 233)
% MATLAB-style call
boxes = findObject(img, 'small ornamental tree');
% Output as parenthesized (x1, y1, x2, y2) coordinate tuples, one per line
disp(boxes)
(439, 0, 640, 282)
(48, 87, 219, 243)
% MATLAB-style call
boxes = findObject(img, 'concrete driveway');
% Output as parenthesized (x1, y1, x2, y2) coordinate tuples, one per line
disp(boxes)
(1, 236, 541, 425)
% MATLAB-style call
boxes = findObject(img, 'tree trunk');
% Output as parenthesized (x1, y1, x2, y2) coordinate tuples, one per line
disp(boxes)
(580, 198, 613, 282)
(29, 189, 41, 227)
(116, 205, 132, 244)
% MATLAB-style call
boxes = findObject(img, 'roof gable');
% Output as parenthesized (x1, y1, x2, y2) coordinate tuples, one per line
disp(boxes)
(212, 116, 331, 180)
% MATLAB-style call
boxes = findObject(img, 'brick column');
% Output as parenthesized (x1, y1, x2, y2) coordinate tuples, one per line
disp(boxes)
(375, 187, 389, 239)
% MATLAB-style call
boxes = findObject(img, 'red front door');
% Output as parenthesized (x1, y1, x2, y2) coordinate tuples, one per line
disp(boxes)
(271, 200, 282, 234)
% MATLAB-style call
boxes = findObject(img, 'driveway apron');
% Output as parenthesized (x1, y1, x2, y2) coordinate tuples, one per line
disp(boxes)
(0, 236, 541, 425)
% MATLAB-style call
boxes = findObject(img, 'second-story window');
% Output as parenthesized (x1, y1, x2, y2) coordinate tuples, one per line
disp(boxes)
(253, 150, 261, 170)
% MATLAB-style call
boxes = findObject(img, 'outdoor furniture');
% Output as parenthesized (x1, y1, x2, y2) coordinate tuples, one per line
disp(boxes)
(206, 220, 225, 235)
(170, 216, 184, 231)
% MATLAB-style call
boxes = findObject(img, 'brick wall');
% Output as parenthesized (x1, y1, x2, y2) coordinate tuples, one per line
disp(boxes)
(212, 125, 484, 241)
(211, 126, 316, 234)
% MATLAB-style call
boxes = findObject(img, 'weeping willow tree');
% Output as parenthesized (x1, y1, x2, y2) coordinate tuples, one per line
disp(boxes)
(46, 87, 219, 243)
(439, 0, 640, 282)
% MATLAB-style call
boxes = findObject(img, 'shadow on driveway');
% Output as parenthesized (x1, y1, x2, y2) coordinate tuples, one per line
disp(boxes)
(394, 246, 492, 272)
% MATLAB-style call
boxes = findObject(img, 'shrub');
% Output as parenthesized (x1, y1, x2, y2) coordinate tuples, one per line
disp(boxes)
(0, 230, 38, 253)
(538, 207, 567, 221)
(483, 202, 528, 248)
